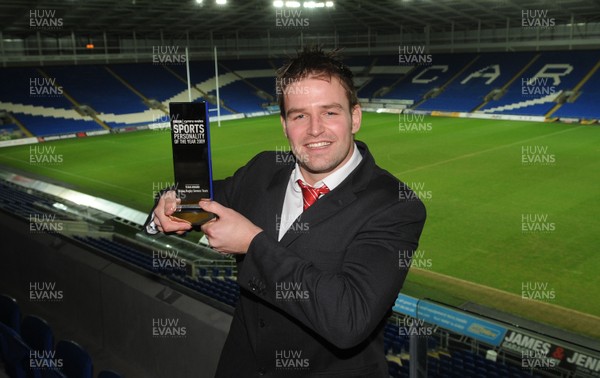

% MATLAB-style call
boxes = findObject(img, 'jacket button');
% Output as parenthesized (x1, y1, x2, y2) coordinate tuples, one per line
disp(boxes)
(258, 367, 266, 375)
(259, 318, 266, 328)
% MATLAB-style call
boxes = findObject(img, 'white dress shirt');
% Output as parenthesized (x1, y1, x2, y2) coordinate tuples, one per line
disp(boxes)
(277, 143, 363, 241)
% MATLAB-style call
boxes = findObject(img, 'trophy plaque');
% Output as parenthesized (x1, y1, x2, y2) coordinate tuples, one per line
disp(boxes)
(169, 102, 215, 226)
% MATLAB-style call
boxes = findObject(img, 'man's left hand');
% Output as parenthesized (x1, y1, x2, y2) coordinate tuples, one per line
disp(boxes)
(199, 200, 263, 254)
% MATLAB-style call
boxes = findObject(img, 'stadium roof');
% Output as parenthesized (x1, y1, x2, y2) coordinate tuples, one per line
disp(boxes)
(2, 0, 600, 37)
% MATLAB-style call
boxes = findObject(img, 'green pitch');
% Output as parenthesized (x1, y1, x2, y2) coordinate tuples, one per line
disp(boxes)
(0, 114, 598, 336)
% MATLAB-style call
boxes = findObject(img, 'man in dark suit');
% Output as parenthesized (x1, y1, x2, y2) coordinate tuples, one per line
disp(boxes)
(148, 47, 426, 377)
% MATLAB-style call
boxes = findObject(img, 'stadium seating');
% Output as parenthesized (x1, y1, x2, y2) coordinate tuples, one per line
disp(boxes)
(552, 61, 600, 120)
(245, 77, 277, 99)
(0, 121, 19, 132)
(166, 59, 214, 78)
(1, 50, 598, 139)
(212, 80, 267, 114)
(21, 315, 54, 353)
(12, 114, 103, 137)
(75, 236, 155, 272)
(0, 321, 31, 378)
(358, 74, 399, 99)
(380, 53, 476, 102)
(221, 58, 272, 71)
(55, 340, 93, 378)
(479, 50, 600, 116)
(418, 52, 536, 112)
(0, 67, 73, 109)
(0, 294, 21, 333)
(43, 66, 147, 115)
(108, 63, 187, 102)
(0, 294, 119, 378)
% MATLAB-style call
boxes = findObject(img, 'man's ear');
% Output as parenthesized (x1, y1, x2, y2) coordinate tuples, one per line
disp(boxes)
(280, 115, 288, 138)
(351, 105, 362, 134)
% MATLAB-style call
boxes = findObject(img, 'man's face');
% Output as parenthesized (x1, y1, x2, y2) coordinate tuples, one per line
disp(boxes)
(280, 75, 361, 185)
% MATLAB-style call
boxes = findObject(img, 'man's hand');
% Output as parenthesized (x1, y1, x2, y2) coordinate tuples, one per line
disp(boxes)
(153, 190, 192, 235)
(200, 200, 263, 254)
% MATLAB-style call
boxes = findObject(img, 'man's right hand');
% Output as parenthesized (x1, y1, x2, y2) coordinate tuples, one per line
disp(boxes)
(153, 190, 192, 235)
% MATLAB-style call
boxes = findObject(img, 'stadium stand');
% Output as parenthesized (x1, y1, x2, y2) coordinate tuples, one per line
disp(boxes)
(0, 121, 21, 140)
(1, 50, 598, 140)
(380, 53, 477, 103)
(108, 63, 188, 103)
(42, 65, 148, 115)
(211, 80, 267, 114)
(220, 58, 272, 70)
(0, 67, 73, 110)
(418, 52, 537, 112)
(245, 76, 277, 99)
(478, 50, 600, 116)
(0, 320, 31, 377)
(12, 114, 102, 137)
(552, 60, 600, 120)
(358, 74, 401, 99)
(0, 294, 121, 378)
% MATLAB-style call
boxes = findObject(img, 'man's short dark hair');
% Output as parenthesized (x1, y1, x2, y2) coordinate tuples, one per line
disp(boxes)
(276, 46, 358, 118)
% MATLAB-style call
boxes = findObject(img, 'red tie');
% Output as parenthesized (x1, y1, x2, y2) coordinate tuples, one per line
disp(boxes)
(297, 180, 330, 210)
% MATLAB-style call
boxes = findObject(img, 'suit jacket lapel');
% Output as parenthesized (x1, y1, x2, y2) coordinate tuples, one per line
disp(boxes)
(263, 164, 293, 240)
(278, 141, 374, 246)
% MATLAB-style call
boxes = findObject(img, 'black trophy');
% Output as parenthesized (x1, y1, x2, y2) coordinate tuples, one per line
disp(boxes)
(169, 102, 215, 226)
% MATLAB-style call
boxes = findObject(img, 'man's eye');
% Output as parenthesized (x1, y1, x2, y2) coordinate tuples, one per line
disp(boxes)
(294, 114, 305, 120)
(325, 112, 337, 116)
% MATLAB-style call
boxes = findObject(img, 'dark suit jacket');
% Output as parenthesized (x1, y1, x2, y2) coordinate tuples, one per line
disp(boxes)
(212, 140, 426, 377)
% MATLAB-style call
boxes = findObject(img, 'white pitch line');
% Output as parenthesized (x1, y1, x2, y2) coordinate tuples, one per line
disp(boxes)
(394, 125, 584, 176)
(0, 155, 148, 197)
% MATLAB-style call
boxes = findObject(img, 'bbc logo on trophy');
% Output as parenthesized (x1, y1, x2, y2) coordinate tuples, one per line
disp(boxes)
(169, 102, 215, 226)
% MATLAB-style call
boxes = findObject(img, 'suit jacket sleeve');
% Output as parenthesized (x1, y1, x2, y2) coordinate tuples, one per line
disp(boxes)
(237, 187, 426, 350)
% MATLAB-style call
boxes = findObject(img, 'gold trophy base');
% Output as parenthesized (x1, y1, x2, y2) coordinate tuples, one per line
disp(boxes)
(171, 204, 216, 226)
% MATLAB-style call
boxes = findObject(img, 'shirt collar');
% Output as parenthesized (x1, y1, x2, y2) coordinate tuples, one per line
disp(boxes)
(292, 142, 363, 192)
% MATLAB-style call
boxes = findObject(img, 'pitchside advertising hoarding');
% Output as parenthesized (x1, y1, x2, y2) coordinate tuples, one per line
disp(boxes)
(393, 294, 506, 346)
(501, 330, 600, 377)
(393, 294, 600, 376)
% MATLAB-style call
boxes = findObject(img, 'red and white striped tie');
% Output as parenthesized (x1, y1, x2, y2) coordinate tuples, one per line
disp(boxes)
(297, 180, 330, 211)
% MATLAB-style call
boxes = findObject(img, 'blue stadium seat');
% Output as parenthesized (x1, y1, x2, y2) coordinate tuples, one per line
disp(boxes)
(55, 340, 93, 378)
(21, 315, 54, 352)
(0, 294, 21, 333)
(0, 321, 30, 378)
